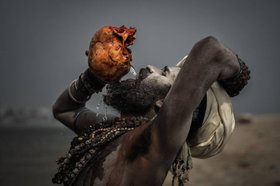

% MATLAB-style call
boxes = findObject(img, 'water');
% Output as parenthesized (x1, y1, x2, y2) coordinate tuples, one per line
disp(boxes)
(102, 105, 108, 121)
(129, 66, 137, 76)
(95, 100, 108, 121)
(96, 104, 100, 117)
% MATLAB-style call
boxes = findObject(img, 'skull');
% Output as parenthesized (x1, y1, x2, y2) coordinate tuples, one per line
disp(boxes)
(87, 25, 136, 82)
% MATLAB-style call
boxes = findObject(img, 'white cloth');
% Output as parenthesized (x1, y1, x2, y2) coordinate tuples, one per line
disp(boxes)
(188, 82, 235, 158)
(163, 55, 236, 185)
(176, 55, 235, 158)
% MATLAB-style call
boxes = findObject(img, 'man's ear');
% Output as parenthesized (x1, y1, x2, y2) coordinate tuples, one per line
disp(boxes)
(154, 99, 163, 113)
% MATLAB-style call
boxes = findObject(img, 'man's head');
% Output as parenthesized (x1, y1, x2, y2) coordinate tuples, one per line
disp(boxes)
(103, 65, 180, 116)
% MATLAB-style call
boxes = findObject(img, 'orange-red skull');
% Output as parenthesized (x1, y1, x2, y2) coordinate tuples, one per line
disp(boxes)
(87, 25, 136, 82)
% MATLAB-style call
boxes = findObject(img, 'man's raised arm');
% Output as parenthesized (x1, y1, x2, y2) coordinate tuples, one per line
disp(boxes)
(150, 36, 241, 164)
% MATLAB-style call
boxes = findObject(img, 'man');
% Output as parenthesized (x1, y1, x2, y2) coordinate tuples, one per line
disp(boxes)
(52, 36, 250, 186)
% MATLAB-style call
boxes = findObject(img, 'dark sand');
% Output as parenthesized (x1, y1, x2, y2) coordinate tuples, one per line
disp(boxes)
(0, 115, 279, 186)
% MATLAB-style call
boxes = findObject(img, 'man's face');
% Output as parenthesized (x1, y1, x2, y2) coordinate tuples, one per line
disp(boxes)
(104, 65, 180, 115)
(138, 65, 180, 89)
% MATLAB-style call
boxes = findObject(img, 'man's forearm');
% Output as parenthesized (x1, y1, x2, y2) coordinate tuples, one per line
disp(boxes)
(52, 69, 106, 132)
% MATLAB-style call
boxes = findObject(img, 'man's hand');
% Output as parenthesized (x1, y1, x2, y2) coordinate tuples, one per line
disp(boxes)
(86, 25, 136, 83)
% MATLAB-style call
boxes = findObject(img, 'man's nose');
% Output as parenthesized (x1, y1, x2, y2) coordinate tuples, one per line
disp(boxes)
(147, 65, 160, 73)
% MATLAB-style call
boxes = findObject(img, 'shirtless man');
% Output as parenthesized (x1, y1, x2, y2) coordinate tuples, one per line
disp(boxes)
(52, 36, 250, 186)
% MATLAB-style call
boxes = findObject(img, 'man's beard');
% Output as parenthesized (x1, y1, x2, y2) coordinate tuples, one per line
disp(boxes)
(103, 68, 171, 115)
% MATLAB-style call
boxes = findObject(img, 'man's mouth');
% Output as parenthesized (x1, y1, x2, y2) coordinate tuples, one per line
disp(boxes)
(118, 67, 149, 83)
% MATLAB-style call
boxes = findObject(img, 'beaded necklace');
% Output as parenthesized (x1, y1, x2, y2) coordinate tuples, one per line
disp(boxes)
(53, 116, 149, 185)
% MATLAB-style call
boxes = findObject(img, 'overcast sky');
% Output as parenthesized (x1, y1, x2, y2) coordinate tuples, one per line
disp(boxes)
(1, 0, 279, 115)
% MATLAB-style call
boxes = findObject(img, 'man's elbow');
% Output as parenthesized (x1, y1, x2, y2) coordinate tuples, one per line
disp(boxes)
(52, 102, 71, 129)
(201, 36, 218, 44)
(52, 101, 62, 121)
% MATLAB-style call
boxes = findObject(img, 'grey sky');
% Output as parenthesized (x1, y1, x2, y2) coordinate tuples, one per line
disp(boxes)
(1, 0, 279, 114)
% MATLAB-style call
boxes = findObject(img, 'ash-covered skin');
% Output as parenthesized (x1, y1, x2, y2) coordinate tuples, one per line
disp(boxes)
(103, 65, 180, 115)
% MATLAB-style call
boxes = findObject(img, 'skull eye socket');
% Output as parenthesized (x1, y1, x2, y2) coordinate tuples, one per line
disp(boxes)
(113, 33, 123, 43)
